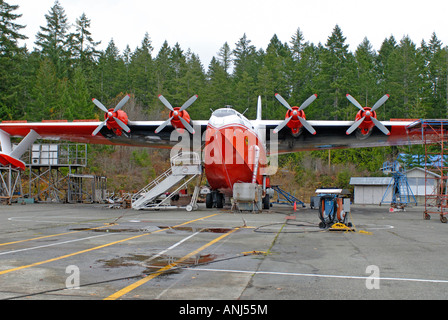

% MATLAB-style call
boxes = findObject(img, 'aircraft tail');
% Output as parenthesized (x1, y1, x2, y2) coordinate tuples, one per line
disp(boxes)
(256, 96, 262, 121)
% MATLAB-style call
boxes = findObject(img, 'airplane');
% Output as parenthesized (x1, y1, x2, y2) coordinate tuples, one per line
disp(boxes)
(0, 92, 426, 210)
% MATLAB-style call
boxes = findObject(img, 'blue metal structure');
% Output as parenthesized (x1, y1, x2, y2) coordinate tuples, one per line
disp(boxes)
(380, 161, 417, 206)
(271, 185, 306, 207)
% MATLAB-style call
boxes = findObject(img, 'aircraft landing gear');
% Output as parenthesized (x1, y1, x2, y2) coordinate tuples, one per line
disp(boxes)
(206, 191, 224, 209)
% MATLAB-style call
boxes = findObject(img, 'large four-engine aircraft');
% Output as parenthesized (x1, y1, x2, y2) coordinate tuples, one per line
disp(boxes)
(0, 93, 424, 208)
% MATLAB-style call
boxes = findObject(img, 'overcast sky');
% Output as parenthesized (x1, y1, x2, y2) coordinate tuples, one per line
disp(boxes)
(15, 0, 448, 68)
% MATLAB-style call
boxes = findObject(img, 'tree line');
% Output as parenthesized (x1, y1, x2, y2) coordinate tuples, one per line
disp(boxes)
(2, 0, 447, 191)
(2, 0, 448, 124)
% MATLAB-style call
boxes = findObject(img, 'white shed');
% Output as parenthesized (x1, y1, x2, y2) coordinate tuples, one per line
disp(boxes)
(349, 177, 392, 205)
(350, 167, 440, 205)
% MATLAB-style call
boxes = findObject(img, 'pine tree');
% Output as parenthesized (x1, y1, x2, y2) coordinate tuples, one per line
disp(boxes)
(385, 36, 422, 118)
(232, 33, 257, 80)
(354, 38, 380, 111)
(35, 0, 71, 78)
(0, 0, 27, 119)
(317, 25, 356, 120)
(129, 32, 155, 107)
(72, 12, 101, 68)
(217, 42, 232, 74)
(96, 39, 126, 102)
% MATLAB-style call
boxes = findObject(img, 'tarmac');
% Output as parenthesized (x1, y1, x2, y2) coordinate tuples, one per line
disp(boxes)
(0, 201, 447, 303)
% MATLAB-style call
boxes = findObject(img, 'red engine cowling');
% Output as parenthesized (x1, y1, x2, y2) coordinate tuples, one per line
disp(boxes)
(354, 107, 376, 136)
(104, 109, 129, 136)
(285, 107, 307, 135)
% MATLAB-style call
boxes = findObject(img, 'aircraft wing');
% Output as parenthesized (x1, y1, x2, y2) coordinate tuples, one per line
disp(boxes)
(256, 119, 421, 155)
(0, 120, 210, 149)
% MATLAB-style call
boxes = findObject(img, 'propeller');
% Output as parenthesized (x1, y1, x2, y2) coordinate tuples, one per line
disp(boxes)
(91, 95, 131, 136)
(155, 95, 197, 134)
(346, 94, 390, 135)
(274, 93, 317, 135)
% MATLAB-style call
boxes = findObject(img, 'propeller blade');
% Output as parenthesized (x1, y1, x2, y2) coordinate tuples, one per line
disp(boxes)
(179, 116, 195, 134)
(158, 95, 174, 111)
(275, 93, 293, 111)
(371, 117, 390, 135)
(273, 116, 293, 134)
(371, 94, 390, 112)
(114, 94, 130, 112)
(346, 94, 364, 111)
(155, 117, 174, 134)
(298, 94, 317, 111)
(92, 121, 107, 137)
(92, 99, 108, 113)
(113, 117, 131, 133)
(298, 117, 316, 135)
(346, 117, 366, 135)
(179, 95, 198, 112)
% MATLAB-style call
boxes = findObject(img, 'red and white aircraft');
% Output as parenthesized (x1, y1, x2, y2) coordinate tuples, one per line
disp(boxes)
(0, 93, 424, 208)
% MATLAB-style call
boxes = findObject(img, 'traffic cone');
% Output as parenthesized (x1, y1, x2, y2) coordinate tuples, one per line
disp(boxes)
(293, 201, 297, 211)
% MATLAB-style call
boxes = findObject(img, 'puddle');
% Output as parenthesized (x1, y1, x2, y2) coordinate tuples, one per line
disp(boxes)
(98, 253, 218, 276)
(157, 226, 233, 234)
(70, 226, 233, 234)
(70, 227, 141, 233)
(143, 254, 218, 275)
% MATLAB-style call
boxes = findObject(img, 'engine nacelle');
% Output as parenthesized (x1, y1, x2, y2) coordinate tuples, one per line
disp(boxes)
(285, 107, 307, 135)
(104, 109, 129, 136)
(354, 107, 376, 136)
(170, 107, 192, 131)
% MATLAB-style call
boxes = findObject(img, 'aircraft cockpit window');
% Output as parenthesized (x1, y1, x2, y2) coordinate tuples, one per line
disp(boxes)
(212, 109, 237, 117)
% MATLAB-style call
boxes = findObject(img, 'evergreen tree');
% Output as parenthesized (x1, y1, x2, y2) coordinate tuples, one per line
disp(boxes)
(232, 33, 257, 80)
(35, 0, 71, 78)
(72, 13, 101, 68)
(385, 36, 422, 118)
(155, 40, 172, 96)
(317, 25, 356, 120)
(129, 32, 155, 107)
(354, 38, 380, 110)
(217, 42, 232, 74)
(0, 0, 27, 119)
(96, 39, 126, 102)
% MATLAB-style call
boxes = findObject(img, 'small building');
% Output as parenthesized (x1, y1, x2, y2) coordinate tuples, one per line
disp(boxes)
(349, 167, 440, 205)
(349, 177, 392, 205)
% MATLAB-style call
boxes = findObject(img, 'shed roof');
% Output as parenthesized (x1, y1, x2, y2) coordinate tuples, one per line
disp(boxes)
(349, 177, 392, 186)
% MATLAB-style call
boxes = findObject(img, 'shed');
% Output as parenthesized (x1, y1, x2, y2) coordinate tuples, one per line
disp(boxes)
(349, 177, 392, 205)
(350, 167, 441, 205)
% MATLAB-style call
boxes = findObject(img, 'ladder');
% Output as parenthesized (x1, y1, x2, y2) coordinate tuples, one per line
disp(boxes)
(131, 152, 202, 210)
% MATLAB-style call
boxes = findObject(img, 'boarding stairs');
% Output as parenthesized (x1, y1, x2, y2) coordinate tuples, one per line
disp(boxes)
(131, 152, 202, 210)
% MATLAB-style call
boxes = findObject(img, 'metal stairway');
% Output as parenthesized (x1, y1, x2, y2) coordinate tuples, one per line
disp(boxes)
(131, 152, 202, 210)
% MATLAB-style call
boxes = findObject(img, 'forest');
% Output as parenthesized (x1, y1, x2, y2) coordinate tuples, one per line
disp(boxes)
(1, 0, 448, 196)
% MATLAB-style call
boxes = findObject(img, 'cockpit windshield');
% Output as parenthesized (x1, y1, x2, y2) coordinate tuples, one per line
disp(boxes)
(212, 108, 237, 118)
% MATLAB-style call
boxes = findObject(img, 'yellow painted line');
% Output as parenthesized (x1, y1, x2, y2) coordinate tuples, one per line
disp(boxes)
(0, 225, 110, 247)
(0, 213, 219, 276)
(105, 227, 241, 300)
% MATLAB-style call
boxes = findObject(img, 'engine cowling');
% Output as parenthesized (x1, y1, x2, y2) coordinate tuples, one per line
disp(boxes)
(91, 95, 131, 137)
(155, 95, 197, 134)
(346, 94, 390, 136)
(274, 93, 317, 135)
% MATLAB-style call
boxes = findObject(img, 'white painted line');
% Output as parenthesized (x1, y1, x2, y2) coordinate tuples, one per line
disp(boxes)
(148, 230, 202, 262)
(189, 268, 448, 284)
(0, 234, 112, 256)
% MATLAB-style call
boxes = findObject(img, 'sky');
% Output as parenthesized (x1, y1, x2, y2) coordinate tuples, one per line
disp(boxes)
(15, 0, 448, 68)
